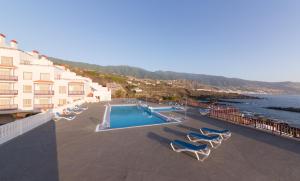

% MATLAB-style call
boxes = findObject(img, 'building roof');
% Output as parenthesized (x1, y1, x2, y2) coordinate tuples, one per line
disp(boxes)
(10, 40, 18, 44)
(0, 103, 299, 181)
(0, 33, 5, 38)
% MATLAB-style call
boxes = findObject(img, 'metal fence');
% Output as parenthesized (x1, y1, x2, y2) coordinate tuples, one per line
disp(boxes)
(0, 111, 53, 145)
(209, 106, 300, 139)
(111, 98, 139, 104)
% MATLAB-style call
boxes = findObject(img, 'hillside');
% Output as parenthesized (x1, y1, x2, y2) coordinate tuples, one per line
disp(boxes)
(49, 57, 300, 94)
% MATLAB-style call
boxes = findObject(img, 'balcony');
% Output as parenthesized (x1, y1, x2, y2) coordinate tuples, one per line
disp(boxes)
(34, 90, 54, 95)
(0, 75, 18, 81)
(68, 91, 84, 95)
(0, 104, 18, 110)
(34, 104, 54, 109)
(0, 90, 18, 95)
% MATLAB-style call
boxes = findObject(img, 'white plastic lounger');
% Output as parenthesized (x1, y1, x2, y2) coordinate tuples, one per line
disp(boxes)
(63, 109, 72, 115)
(170, 140, 211, 161)
(200, 127, 231, 140)
(67, 108, 82, 114)
(54, 112, 76, 121)
(187, 132, 222, 148)
(75, 105, 88, 110)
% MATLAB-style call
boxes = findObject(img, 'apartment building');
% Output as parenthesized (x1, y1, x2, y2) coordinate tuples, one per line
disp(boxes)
(0, 33, 111, 114)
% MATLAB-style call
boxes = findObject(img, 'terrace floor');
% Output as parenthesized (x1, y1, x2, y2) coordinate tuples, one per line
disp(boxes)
(0, 102, 300, 181)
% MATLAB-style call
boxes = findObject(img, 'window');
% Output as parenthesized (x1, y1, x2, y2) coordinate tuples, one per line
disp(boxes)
(39, 98, 51, 104)
(55, 74, 61, 80)
(38, 84, 50, 90)
(40, 73, 50, 80)
(59, 86, 67, 94)
(59, 99, 67, 106)
(23, 85, 32, 93)
(1, 56, 13, 66)
(23, 99, 32, 107)
(20, 60, 31, 65)
(23, 72, 32, 80)
(69, 84, 84, 91)
(0, 83, 11, 90)
(0, 69, 11, 76)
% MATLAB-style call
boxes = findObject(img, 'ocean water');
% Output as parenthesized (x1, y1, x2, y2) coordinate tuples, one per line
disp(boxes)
(222, 95, 300, 127)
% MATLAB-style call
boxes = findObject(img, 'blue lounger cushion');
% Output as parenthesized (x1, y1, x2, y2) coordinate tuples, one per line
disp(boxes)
(188, 132, 220, 141)
(202, 127, 230, 134)
(172, 140, 208, 151)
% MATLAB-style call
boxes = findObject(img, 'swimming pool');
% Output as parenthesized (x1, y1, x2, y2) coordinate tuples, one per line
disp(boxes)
(99, 105, 179, 130)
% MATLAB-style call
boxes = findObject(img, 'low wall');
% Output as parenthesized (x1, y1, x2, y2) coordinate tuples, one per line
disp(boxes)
(0, 111, 53, 145)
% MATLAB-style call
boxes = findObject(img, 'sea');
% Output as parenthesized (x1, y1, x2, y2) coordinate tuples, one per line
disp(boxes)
(221, 95, 300, 127)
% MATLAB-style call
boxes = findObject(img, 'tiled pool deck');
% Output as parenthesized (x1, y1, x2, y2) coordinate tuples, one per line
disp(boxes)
(0, 102, 299, 181)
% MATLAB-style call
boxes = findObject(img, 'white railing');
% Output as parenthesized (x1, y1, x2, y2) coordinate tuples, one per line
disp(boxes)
(0, 111, 53, 145)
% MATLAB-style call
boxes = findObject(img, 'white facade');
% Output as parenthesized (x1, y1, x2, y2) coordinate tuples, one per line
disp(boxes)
(0, 33, 111, 114)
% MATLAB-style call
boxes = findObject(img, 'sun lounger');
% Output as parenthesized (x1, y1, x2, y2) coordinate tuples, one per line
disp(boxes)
(63, 109, 73, 115)
(67, 108, 82, 114)
(75, 104, 88, 110)
(187, 132, 222, 148)
(54, 112, 76, 121)
(199, 108, 210, 116)
(170, 140, 211, 161)
(200, 127, 231, 140)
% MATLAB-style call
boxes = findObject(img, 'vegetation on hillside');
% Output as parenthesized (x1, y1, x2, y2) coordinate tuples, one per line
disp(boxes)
(49, 57, 300, 94)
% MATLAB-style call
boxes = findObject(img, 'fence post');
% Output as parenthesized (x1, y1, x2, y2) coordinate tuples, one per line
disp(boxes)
(19, 120, 23, 136)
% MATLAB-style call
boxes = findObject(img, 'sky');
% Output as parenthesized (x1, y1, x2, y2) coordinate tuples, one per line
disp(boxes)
(1, 0, 300, 82)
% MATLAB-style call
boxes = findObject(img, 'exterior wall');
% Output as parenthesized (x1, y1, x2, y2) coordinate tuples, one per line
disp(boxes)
(0, 34, 111, 114)
(92, 83, 111, 101)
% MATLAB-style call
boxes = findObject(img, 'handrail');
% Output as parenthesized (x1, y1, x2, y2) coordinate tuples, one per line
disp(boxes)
(0, 75, 18, 81)
(0, 90, 18, 95)
(34, 90, 54, 95)
(0, 104, 18, 110)
(68, 91, 84, 95)
(34, 104, 54, 109)
(99, 104, 111, 130)
(209, 106, 300, 139)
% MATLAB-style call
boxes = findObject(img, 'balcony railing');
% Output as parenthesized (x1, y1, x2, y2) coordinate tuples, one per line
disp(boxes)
(68, 91, 84, 95)
(0, 90, 18, 95)
(0, 75, 18, 81)
(0, 104, 18, 110)
(34, 90, 54, 95)
(34, 104, 54, 109)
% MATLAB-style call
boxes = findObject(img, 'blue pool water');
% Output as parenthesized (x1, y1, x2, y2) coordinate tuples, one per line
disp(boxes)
(109, 106, 170, 129)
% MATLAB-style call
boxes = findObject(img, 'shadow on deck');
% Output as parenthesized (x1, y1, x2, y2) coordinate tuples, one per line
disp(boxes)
(177, 109, 300, 155)
(0, 120, 59, 181)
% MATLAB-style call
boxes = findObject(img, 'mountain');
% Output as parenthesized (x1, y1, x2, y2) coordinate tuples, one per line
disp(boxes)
(49, 57, 300, 94)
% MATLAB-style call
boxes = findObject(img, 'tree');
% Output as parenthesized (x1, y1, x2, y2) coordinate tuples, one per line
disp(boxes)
(114, 89, 125, 98)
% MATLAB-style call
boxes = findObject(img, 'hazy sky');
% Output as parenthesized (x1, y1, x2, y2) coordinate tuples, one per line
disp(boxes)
(1, 0, 300, 82)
